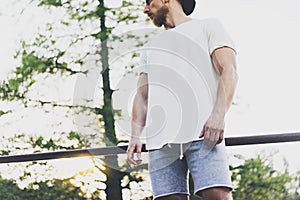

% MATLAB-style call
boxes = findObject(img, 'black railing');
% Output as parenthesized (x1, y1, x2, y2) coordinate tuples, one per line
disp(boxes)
(1, 132, 300, 163)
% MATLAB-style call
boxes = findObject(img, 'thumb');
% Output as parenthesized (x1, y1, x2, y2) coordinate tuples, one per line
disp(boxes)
(199, 124, 208, 138)
(199, 128, 205, 138)
(136, 144, 142, 159)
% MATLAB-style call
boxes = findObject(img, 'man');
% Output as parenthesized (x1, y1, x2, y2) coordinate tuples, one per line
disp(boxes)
(127, 0, 238, 199)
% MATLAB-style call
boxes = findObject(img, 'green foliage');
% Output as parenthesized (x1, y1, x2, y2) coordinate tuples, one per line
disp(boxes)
(0, 176, 98, 200)
(30, 131, 88, 151)
(0, 0, 145, 103)
(0, 109, 11, 117)
(0, 177, 23, 200)
(0, 0, 149, 199)
(0, 134, 30, 156)
(0, 77, 28, 101)
(0, 132, 88, 157)
(231, 154, 293, 200)
(39, 0, 63, 7)
(0, 49, 78, 101)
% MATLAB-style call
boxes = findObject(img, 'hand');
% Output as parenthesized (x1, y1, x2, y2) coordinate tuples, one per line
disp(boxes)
(199, 112, 225, 157)
(126, 137, 143, 165)
(200, 113, 225, 143)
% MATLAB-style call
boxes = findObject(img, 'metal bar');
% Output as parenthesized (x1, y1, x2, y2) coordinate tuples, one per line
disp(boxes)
(225, 132, 300, 146)
(1, 132, 300, 163)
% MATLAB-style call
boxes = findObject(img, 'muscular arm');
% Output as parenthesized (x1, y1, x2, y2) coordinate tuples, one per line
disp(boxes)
(127, 73, 148, 165)
(200, 47, 238, 143)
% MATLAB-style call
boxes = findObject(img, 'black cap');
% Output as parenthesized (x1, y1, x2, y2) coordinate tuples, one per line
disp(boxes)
(178, 0, 196, 15)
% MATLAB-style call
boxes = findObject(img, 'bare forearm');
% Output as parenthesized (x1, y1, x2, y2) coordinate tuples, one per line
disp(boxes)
(127, 90, 147, 165)
(212, 65, 238, 117)
(130, 73, 148, 139)
(199, 47, 237, 145)
(199, 65, 238, 144)
(131, 93, 148, 138)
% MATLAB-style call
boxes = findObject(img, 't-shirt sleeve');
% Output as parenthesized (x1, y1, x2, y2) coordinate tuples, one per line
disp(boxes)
(207, 18, 237, 55)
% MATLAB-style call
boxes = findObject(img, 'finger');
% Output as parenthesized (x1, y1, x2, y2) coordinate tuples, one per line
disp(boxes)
(135, 158, 142, 165)
(129, 155, 138, 165)
(136, 152, 142, 160)
(136, 144, 143, 164)
(199, 129, 217, 158)
(127, 152, 136, 165)
(204, 127, 210, 140)
(199, 139, 216, 158)
(199, 125, 207, 138)
(199, 129, 204, 138)
(217, 130, 224, 144)
(128, 155, 136, 165)
(126, 145, 134, 156)
(127, 144, 143, 165)
(213, 130, 221, 142)
(127, 146, 137, 165)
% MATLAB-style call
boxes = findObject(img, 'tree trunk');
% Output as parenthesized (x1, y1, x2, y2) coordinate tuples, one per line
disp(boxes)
(103, 155, 124, 200)
(98, 0, 123, 199)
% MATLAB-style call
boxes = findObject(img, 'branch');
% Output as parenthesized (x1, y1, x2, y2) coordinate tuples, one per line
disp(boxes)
(28, 98, 104, 115)
(0, 109, 12, 117)
(54, 61, 88, 75)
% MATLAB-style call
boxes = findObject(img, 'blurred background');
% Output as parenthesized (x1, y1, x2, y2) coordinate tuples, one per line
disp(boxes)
(0, 0, 299, 199)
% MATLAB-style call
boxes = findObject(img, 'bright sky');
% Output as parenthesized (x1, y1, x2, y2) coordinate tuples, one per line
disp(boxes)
(0, 0, 300, 186)
(192, 0, 300, 173)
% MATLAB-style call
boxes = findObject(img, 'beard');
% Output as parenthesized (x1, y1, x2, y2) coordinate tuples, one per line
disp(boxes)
(153, 5, 169, 27)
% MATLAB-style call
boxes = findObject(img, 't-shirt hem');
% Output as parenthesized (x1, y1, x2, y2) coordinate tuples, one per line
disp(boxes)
(146, 138, 204, 150)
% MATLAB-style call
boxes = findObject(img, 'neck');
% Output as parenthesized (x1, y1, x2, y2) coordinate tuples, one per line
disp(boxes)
(164, 4, 192, 30)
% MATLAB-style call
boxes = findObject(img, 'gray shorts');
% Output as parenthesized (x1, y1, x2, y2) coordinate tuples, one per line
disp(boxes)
(148, 140, 232, 199)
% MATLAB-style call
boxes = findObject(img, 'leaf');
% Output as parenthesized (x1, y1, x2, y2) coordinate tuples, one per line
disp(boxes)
(38, 0, 63, 7)
(231, 154, 294, 200)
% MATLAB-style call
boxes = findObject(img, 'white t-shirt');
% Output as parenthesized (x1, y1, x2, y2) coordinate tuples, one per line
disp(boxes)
(137, 18, 236, 150)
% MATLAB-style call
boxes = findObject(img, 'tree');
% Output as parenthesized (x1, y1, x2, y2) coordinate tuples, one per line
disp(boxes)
(0, 0, 153, 199)
(230, 154, 298, 200)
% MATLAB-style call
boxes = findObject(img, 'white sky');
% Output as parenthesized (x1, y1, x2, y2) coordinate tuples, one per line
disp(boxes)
(0, 0, 300, 175)
(192, 0, 300, 173)
(193, 0, 300, 134)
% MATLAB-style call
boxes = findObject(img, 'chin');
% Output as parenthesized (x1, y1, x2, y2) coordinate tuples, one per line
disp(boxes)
(153, 18, 165, 27)
(153, 22, 164, 27)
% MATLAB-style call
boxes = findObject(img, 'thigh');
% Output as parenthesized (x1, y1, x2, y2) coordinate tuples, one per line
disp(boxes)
(185, 141, 233, 196)
(149, 145, 189, 199)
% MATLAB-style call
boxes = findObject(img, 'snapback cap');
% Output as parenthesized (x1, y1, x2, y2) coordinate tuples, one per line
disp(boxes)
(178, 0, 196, 15)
